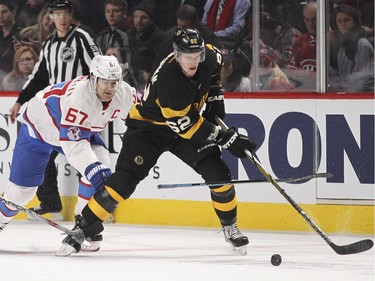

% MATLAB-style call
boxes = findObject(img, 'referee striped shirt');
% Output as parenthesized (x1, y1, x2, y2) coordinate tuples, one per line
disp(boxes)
(17, 26, 102, 105)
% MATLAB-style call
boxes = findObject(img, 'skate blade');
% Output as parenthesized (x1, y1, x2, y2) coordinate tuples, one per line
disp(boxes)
(233, 245, 247, 256)
(55, 243, 78, 257)
(81, 241, 100, 252)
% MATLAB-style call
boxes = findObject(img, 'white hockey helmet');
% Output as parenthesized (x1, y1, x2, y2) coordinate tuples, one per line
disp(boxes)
(89, 55, 122, 89)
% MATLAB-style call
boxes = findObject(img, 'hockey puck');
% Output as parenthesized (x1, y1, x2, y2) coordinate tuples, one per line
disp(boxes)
(271, 254, 282, 266)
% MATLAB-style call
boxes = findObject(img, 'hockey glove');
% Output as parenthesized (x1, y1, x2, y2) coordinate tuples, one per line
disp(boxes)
(216, 127, 256, 159)
(84, 162, 112, 192)
(202, 94, 225, 125)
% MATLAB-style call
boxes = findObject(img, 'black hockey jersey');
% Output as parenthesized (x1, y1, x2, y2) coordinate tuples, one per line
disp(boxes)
(126, 44, 224, 143)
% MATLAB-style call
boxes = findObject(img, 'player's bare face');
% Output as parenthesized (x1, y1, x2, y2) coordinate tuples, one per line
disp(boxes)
(177, 52, 202, 77)
(50, 10, 71, 34)
(96, 78, 119, 102)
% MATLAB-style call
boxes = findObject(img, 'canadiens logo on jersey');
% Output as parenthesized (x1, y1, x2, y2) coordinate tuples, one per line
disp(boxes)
(67, 127, 82, 141)
(61, 47, 75, 62)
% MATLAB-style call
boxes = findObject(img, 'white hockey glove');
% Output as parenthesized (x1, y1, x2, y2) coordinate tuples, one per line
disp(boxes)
(84, 162, 112, 192)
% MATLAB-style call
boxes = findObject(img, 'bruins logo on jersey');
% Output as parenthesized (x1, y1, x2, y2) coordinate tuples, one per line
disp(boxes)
(60, 47, 75, 62)
(134, 155, 144, 165)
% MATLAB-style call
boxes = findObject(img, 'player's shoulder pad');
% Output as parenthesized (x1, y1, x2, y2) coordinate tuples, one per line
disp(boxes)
(204, 43, 223, 67)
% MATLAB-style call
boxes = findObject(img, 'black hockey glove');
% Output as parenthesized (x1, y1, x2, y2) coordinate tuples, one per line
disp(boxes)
(202, 94, 225, 125)
(85, 162, 112, 192)
(216, 127, 256, 159)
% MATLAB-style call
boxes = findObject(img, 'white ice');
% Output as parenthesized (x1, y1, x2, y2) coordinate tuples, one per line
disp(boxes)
(0, 221, 373, 281)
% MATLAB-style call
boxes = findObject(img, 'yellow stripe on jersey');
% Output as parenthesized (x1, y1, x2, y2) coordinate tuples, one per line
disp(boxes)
(212, 195, 238, 212)
(129, 105, 168, 126)
(211, 184, 233, 193)
(156, 98, 191, 118)
(88, 198, 111, 221)
(179, 116, 204, 139)
(105, 185, 126, 203)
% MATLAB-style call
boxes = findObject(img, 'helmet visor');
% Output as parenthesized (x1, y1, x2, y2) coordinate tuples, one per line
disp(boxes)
(175, 49, 205, 63)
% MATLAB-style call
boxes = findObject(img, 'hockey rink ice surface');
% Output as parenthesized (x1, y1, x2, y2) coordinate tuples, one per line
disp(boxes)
(0, 221, 373, 281)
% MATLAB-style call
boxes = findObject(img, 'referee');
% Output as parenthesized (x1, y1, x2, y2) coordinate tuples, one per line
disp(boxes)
(9, 0, 102, 217)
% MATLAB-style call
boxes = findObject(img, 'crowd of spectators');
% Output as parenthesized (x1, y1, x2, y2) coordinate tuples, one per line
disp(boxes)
(0, 0, 374, 93)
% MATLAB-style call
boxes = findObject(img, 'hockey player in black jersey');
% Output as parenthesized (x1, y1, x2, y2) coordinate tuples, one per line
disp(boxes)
(58, 28, 256, 256)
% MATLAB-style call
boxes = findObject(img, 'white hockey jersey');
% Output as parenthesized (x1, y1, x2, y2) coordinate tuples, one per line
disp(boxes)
(18, 75, 135, 175)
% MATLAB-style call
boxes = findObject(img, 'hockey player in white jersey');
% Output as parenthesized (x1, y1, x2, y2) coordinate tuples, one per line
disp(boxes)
(0, 55, 135, 250)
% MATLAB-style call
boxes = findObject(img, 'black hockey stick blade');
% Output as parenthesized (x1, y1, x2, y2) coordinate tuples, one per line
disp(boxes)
(215, 117, 374, 255)
(330, 239, 374, 255)
(157, 172, 332, 189)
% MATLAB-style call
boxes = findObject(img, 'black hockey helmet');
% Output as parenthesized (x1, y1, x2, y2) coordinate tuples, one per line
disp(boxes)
(48, 0, 73, 12)
(173, 28, 205, 62)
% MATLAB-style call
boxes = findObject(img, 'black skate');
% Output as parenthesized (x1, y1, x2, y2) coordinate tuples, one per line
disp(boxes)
(28, 204, 63, 221)
(56, 219, 104, 257)
(72, 215, 102, 252)
(222, 223, 249, 255)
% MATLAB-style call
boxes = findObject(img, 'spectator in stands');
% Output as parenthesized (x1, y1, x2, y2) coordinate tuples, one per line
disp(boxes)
(291, 1, 317, 72)
(104, 45, 132, 84)
(202, 0, 251, 47)
(240, 11, 301, 70)
(15, 7, 54, 52)
(16, 0, 45, 28)
(176, 4, 220, 47)
(156, 4, 221, 63)
(260, 11, 301, 68)
(0, 0, 21, 85)
(78, 0, 107, 34)
(126, 0, 168, 90)
(153, 0, 181, 32)
(70, 0, 94, 36)
(126, 0, 180, 32)
(1, 45, 38, 90)
(220, 47, 251, 92)
(250, 47, 294, 91)
(262, 0, 305, 35)
(182, 0, 207, 21)
(329, 5, 374, 92)
(95, 0, 131, 63)
(287, 1, 317, 90)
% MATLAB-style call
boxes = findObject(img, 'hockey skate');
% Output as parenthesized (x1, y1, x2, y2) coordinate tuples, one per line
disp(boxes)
(56, 219, 104, 257)
(222, 223, 249, 255)
(72, 215, 102, 252)
(56, 234, 84, 257)
(28, 204, 63, 221)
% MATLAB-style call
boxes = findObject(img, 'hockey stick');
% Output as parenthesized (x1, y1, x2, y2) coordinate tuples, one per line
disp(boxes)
(0, 196, 103, 238)
(215, 117, 373, 255)
(157, 172, 332, 189)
